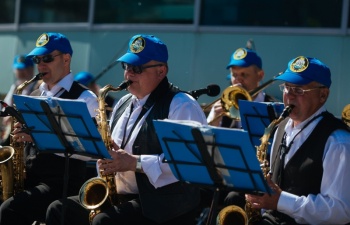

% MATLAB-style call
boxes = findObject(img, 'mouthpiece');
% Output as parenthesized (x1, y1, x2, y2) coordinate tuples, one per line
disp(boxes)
(34, 72, 48, 81)
(118, 80, 133, 90)
(280, 105, 295, 119)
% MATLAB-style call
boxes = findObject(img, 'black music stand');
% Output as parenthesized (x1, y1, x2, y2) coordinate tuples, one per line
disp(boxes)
(239, 100, 284, 152)
(13, 94, 109, 225)
(153, 120, 271, 225)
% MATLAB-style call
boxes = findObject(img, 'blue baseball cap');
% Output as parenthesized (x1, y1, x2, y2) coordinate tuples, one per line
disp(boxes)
(27, 32, 73, 57)
(275, 56, 331, 88)
(74, 71, 94, 86)
(117, 34, 168, 66)
(13, 54, 34, 69)
(226, 48, 262, 69)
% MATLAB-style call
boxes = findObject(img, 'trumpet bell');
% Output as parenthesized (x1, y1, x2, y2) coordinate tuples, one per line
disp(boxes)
(221, 85, 252, 120)
(342, 104, 350, 126)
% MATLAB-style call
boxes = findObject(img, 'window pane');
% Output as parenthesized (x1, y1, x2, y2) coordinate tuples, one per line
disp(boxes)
(201, 0, 342, 28)
(20, 0, 89, 23)
(94, 0, 194, 24)
(0, 0, 15, 23)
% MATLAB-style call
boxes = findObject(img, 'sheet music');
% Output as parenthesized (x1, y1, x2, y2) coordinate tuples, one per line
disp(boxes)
(153, 119, 271, 194)
(13, 95, 110, 160)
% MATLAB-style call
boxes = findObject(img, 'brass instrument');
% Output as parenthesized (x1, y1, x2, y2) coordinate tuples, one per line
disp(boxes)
(79, 80, 132, 224)
(204, 75, 279, 125)
(0, 72, 46, 201)
(216, 105, 294, 225)
(342, 104, 350, 126)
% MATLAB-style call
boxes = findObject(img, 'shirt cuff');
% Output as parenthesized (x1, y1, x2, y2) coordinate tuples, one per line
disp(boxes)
(278, 191, 298, 214)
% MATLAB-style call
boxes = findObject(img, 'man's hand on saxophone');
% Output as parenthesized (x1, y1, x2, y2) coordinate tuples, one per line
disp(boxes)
(245, 174, 282, 211)
(98, 141, 140, 175)
(11, 121, 32, 143)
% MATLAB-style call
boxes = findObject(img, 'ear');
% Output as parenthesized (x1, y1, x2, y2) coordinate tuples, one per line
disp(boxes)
(257, 69, 265, 82)
(157, 65, 167, 78)
(63, 54, 71, 63)
(319, 88, 329, 103)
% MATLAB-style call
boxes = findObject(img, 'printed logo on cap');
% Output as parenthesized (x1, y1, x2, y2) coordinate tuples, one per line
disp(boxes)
(233, 48, 248, 60)
(130, 36, 145, 53)
(290, 56, 309, 73)
(36, 33, 49, 47)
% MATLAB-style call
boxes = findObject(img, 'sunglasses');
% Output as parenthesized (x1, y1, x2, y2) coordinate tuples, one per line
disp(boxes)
(32, 53, 63, 64)
(121, 62, 164, 74)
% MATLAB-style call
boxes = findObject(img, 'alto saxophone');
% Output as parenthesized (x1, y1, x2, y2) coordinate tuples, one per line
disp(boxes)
(216, 105, 294, 225)
(79, 80, 132, 224)
(0, 72, 45, 201)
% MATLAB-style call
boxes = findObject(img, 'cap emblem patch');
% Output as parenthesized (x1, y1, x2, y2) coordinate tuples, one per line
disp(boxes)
(290, 56, 309, 73)
(233, 48, 247, 60)
(36, 33, 49, 47)
(130, 36, 145, 53)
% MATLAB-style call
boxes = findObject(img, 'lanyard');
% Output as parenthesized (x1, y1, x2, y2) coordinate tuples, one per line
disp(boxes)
(120, 102, 150, 149)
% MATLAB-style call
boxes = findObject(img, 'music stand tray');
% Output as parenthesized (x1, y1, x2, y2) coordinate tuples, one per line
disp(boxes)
(13, 94, 110, 160)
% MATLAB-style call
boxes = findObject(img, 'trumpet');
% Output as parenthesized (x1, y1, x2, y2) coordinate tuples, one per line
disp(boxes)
(204, 74, 280, 125)
(342, 104, 350, 126)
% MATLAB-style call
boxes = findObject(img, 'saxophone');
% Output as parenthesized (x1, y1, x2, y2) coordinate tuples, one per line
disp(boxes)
(216, 105, 294, 225)
(79, 80, 132, 224)
(0, 72, 45, 201)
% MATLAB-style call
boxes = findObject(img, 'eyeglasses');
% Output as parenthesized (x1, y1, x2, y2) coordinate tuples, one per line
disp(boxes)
(32, 53, 63, 64)
(121, 62, 164, 74)
(279, 84, 326, 96)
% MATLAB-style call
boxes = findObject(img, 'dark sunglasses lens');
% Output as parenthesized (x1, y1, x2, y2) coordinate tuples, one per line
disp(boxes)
(133, 66, 142, 74)
(42, 55, 54, 63)
(32, 56, 40, 64)
(32, 55, 54, 64)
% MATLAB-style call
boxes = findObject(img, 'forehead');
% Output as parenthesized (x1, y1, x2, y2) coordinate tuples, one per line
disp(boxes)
(285, 81, 315, 87)
(230, 65, 257, 73)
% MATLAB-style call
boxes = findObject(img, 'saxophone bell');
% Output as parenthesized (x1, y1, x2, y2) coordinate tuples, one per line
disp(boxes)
(79, 80, 132, 224)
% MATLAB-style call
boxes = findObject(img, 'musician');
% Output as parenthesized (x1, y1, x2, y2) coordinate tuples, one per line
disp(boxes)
(1, 55, 39, 145)
(208, 48, 278, 212)
(74, 71, 116, 118)
(207, 47, 277, 128)
(45, 34, 207, 225)
(245, 56, 350, 224)
(0, 32, 98, 225)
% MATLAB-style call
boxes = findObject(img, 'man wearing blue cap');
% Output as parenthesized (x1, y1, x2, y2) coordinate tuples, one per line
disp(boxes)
(207, 47, 277, 128)
(0, 32, 98, 225)
(1, 55, 38, 145)
(244, 56, 350, 224)
(46, 34, 207, 225)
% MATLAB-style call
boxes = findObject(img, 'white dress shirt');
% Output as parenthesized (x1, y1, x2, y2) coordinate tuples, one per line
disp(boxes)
(271, 106, 350, 224)
(110, 91, 207, 194)
(38, 73, 98, 117)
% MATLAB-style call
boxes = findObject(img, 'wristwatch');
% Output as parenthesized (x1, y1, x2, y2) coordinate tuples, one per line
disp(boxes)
(136, 155, 143, 173)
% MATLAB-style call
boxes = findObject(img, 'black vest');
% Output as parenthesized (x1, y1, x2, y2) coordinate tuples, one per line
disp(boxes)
(266, 112, 349, 224)
(112, 77, 201, 223)
(24, 81, 90, 194)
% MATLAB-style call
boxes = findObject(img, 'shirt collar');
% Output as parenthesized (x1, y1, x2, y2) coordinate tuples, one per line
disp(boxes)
(39, 72, 73, 96)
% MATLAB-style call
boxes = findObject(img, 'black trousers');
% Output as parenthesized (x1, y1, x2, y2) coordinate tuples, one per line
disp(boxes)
(46, 194, 199, 225)
(0, 183, 64, 225)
